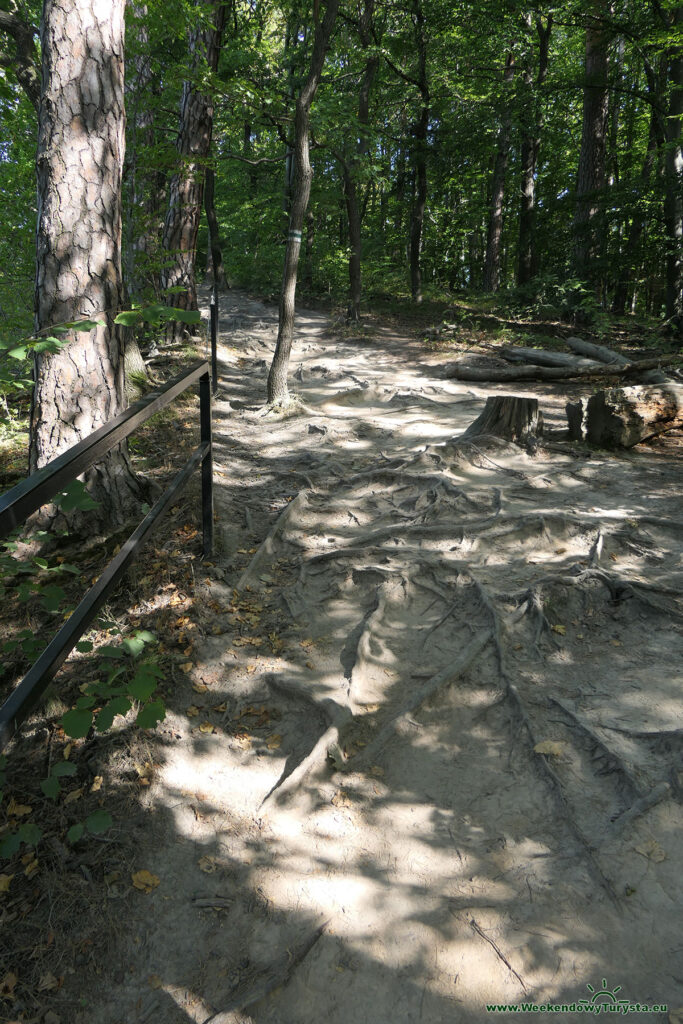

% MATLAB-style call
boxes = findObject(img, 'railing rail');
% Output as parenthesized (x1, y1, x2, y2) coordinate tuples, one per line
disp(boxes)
(0, 359, 214, 751)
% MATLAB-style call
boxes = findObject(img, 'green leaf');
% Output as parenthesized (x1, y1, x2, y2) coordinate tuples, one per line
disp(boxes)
(75, 640, 94, 653)
(164, 286, 187, 295)
(127, 675, 157, 701)
(86, 809, 112, 835)
(122, 635, 146, 658)
(0, 831, 21, 858)
(75, 695, 96, 710)
(40, 584, 66, 613)
(114, 310, 143, 326)
(7, 346, 28, 360)
(67, 823, 85, 844)
(61, 318, 105, 331)
(40, 776, 61, 800)
(135, 630, 156, 644)
(99, 645, 124, 659)
(18, 823, 42, 846)
(136, 700, 166, 729)
(52, 761, 77, 778)
(55, 480, 100, 512)
(170, 308, 201, 325)
(94, 704, 116, 732)
(61, 708, 93, 739)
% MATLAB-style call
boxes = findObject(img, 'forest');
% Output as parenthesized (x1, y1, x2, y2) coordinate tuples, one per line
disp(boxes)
(0, 1, 682, 1022)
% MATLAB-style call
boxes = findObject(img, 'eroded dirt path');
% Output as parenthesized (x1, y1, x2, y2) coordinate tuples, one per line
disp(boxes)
(90, 291, 682, 1024)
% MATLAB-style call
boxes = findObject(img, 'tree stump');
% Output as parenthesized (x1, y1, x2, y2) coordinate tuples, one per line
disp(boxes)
(566, 384, 683, 447)
(461, 396, 543, 442)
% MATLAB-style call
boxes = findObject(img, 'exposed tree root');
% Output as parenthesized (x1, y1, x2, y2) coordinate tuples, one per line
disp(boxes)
(346, 629, 493, 771)
(236, 490, 309, 590)
(548, 697, 642, 799)
(609, 782, 671, 835)
(201, 918, 329, 1022)
(260, 675, 352, 811)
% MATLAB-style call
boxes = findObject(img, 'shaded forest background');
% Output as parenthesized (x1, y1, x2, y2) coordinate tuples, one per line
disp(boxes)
(0, 0, 682, 353)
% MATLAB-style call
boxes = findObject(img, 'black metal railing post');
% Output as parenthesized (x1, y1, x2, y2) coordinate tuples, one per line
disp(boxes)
(210, 291, 218, 396)
(200, 371, 214, 558)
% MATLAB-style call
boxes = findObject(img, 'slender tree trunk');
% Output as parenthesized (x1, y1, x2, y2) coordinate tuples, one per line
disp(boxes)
(160, 0, 225, 342)
(267, 0, 339, 406)
(572, 6, 610, 291)
(30, 0, 144, 525)
(483, 51, 515, 292)
(204, 162, 227, 291)
(408, 0, 429, 303)
(517, 16, 551, 287)
(665, 8, 683, 332)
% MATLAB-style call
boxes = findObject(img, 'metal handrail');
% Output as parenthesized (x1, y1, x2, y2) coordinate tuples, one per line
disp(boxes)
(0, 360, 214, 751)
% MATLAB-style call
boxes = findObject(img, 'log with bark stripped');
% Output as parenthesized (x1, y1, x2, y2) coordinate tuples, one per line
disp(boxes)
(443, 355, 678, 383)
(567, 384, 683, 447)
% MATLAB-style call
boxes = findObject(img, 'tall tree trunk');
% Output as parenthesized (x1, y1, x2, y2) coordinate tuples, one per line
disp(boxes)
(267, 0, 339, 406)
(572, 5, 610, 291)
(160, 0, 225, 343)
(517, 15, 551, 287)
(483, 51, 515, 292)
(30, 0, 143, 525)
(408, 0, 429, 304)
(204, 162, 227, 291)
(339, 0, 378, 321)
(665, 8, 683, 333)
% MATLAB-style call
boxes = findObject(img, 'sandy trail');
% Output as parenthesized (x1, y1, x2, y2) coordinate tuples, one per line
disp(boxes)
(88, 291, 682, 1024)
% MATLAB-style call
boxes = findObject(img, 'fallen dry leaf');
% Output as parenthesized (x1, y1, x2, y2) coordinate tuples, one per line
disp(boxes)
(90, 775, 103, 793)
(23, 858, 39, 879)
(0, 971, 17, 997)
(37, 971, 59, 992)
(232, 732, 252, 750)
(198, 856, 219, 874)
(192, 681, 208, 693)
(634, 838, 667, 863)
(0, 874, 14, 894)
(534, 740, 567, 757)
(148, 974, 163, 989)
(186, 705, 200, 718)
(131, 870, 160, 893)
(63, 787, 84, 805)
(212, 702, 228, 713)
(63, 743, 72, 760)
(198, 722, 215, 734)
(332, 790, 351, 808)
(7, 798, 32, 818)
(550, 624, 566, 636)
(266, 734, 282, 750)
(369, 765, 384, 777)
(180, 662, 193, 673)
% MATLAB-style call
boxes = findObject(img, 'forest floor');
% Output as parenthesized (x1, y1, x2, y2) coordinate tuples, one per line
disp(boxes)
(2, 289, 683, 1024)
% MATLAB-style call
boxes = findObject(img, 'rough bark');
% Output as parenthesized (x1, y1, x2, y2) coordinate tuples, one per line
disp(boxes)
(30, 0, 144, 525)
(565, 335, 671, 384)
(204, 162, 228, 291)
(567, 385, 683, 447)
(572, 6, 610, 289)
(266, 0, 339, 406)
(664, 8, 683, 333)
(444, 355, 677, 383)
(483, 51, 515, 293)
(160, 0, 225, 342)
(460, 397, 543, 442)
(517, 16, 551, 287)
(0, 10, 40, 112)
(501, 346, 601, 370)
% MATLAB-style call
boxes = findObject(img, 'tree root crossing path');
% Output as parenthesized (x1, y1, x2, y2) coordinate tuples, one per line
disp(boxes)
(107, 292, 682, 1024)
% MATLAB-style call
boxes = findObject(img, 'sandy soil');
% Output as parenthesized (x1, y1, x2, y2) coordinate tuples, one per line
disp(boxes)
(68, 291, 682, 1024)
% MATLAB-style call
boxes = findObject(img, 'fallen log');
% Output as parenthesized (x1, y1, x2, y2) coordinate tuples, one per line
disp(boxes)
(567, 384, 683, 447)
(460, 396, 542, 442)
(443, 354, 678, 383)
(501, 346, 601, 370)
(566, 336, 671, 384)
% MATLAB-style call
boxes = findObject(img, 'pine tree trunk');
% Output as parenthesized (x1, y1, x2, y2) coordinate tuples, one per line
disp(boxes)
(483, 51, 515, 293)
(267, 0, 339, 406)
(30, 0, 144, 526)
(664, 9, 683, 333)
(517, 16, 551, 287)
(160, 0, 225, 343)
(204, 163, 227, 291)
(572, 7, 610, 290)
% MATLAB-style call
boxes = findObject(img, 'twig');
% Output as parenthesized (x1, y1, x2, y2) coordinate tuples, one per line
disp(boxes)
(467, 916, 528, 993)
